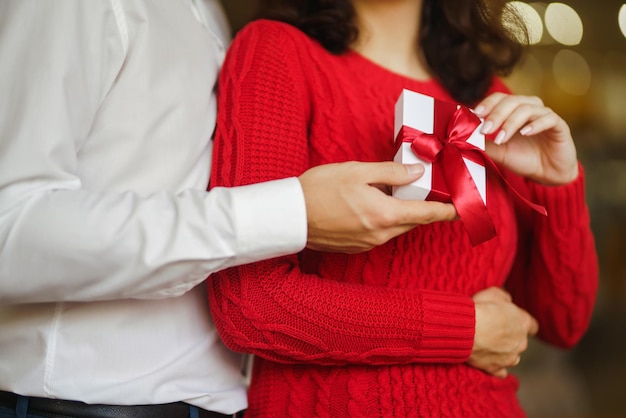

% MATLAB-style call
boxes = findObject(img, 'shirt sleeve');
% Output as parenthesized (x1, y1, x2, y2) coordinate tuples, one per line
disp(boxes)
(0, 1, 306, 304)
(208, 20, 476, 367)
(487, 79, 599, 348)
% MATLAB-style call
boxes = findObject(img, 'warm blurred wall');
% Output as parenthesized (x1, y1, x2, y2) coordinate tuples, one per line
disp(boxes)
(220, 0, 257, 34)
(219, 1, 626, 416)
(506, 2, 626, 417)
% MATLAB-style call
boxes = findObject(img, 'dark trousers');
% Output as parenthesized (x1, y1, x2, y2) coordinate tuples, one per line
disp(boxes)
(0, 392, 244, 418)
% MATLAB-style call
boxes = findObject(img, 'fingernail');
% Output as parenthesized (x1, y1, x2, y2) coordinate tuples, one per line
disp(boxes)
(474, 105, 485, 116)
(495, 130, 506, 145)
(481, 120, 493, 134)
(520, 125, 533, 136)
(406, 163, 425, 177)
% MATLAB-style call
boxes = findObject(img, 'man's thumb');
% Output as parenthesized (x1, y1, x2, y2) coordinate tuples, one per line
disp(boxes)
(368, 162, 425, 186)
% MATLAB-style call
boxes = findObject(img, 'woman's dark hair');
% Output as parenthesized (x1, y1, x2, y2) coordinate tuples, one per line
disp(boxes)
(255, 0, 527, 105)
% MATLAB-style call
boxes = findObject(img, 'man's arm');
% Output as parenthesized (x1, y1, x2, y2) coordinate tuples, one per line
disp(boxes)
(0, 1, 308, 303)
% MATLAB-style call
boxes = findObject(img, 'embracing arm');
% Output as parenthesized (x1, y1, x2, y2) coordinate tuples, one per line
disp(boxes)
(0, 1, 306, 303)
(208, 20, 474, 366)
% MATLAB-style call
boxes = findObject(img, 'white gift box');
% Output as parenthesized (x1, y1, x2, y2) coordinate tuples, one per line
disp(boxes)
(392, 89, 486, 205)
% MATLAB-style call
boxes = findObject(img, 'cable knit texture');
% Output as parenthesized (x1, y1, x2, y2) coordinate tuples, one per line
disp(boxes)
(209, 20, 598, 418)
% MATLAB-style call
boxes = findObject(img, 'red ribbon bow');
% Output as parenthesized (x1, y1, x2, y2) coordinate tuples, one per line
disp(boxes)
(398, 98, 547, 246)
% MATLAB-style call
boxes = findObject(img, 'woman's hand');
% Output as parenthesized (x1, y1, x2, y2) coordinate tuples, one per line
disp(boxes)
(475, 93, 579, 186)
(469, 287, 539, 378)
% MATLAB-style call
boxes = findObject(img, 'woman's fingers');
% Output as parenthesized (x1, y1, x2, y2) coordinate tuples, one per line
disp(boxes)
(469, 295, 539, 378)
(472, 286, 512, 303)
(474, 92, 509, 116)
(493, 105, 553, 144)
(519, 110, 570, 140)
(521, 308, 540, 336)
(476, 94, 547, 141)
(476, 93, 541, 118)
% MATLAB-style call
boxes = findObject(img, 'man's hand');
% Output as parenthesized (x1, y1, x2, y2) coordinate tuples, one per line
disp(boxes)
(299, 161, 457, 253)
(469, 287, 539, 378)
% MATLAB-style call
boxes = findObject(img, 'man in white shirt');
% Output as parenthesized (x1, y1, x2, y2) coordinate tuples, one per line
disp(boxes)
(0, 1, 456, 417)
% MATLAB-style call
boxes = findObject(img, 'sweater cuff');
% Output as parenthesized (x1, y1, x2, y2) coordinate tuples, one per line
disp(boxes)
(417, 291, 476, 362)
(526, 162, 588, 231)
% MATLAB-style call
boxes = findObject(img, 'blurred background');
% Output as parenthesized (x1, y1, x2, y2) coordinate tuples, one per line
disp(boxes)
(220, 1, 626, 416)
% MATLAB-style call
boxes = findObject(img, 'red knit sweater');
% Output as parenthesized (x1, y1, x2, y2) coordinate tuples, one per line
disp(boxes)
(209, 20, 598, 418)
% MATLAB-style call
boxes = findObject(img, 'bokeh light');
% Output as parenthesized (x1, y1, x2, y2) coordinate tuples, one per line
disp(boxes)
(505, 1, 544, 45)
(545, 3, 584, 46)
(552, 49, 591, 95)
(619, 4, 626, 39)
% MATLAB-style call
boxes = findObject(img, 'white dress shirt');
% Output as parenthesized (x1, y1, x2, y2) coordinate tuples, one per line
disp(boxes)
(0, 0, 306, 413)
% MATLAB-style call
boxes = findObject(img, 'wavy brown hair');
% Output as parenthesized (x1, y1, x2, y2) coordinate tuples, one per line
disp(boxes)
(255, 0, 527, 105)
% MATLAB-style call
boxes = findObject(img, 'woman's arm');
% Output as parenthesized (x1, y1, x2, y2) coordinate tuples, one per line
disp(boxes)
(208, 20, 476, 366)
(505, 169, 598, 348)
(477, 84, 599, 348)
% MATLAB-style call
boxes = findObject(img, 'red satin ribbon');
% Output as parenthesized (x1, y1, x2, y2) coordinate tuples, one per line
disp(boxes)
(398, 99, 547, 246)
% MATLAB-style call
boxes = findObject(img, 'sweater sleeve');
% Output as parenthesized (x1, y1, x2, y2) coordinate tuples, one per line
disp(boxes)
(505, 167, 598, 348)
(208, 20, 476, 366)
(487, 78, 598, 348)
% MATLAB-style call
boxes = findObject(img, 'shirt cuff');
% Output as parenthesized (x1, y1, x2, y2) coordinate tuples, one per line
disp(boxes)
(230, 177, 307, 264)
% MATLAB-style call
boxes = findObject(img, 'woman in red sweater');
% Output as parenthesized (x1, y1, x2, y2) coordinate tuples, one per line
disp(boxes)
(208, 0, 598, 416)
